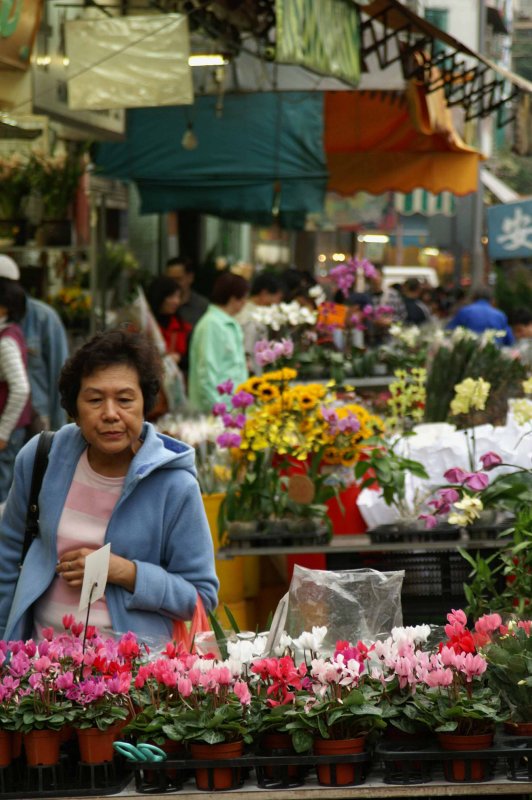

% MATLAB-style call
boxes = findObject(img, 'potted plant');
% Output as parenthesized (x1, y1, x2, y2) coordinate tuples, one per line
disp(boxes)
(284, 639, 385, 786)
(8, 636, 77, 766)
(0, 641, 22, 767)
(215, 363, 384, 542)
(481, 617, 532, 733)
(159, 652, 253, 790)
(248, 652, 308, 781)
(410, 609, 508, 781)
(67, 626, 138, 763)
(370, 623, 435, 741)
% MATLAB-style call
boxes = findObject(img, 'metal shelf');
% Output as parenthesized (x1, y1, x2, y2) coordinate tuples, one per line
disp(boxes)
(217, 534, 508, 559)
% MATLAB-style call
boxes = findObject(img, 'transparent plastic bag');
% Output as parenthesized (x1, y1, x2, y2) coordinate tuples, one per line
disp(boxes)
(285, 565, 404, 653)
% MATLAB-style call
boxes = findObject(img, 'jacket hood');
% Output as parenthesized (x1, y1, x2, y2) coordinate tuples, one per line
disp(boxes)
(136, 422, 197, 479)
(52, 422, 197, 484)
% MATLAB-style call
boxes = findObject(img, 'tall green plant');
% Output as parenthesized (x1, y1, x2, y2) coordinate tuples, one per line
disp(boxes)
(424, 332, 526, 424)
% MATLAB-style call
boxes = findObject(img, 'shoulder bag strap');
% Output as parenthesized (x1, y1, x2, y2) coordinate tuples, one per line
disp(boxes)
(20, 430, 54, 568)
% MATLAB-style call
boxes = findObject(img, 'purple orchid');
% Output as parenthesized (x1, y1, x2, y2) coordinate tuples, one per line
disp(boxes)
(479, 451, 503, 470)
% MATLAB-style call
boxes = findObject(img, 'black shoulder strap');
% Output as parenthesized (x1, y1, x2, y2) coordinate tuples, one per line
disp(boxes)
(20, 431, 55, 568)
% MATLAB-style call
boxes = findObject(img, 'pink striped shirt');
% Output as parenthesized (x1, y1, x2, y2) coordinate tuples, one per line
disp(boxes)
(34, 449, 125, 636)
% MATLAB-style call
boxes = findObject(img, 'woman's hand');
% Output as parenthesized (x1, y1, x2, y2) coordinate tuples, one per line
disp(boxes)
(57, 549, 137, 592)
(0, 440, 8, 451)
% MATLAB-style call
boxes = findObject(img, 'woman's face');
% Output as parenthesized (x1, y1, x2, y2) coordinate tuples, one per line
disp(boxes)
(160, 289, 182, 315)
(75, 364, 144, 465)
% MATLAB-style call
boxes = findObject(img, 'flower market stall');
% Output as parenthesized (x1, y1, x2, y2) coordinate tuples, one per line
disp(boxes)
(1, 605, 532, 798)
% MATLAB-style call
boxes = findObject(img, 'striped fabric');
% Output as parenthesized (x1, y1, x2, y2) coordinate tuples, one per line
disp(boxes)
(0, 320, 30, 441)
(394, 190, 456, 217)
(34, 449, 125, 636)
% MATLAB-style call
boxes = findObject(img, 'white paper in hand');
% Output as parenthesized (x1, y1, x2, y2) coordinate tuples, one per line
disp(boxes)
(79, 544, 111, 613)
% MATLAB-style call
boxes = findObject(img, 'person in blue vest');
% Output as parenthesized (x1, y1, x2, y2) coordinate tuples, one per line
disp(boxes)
(446, 287, 514, 346)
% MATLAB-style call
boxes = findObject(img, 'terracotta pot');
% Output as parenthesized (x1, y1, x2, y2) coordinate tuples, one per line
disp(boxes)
(11, 732, 22, 760)
(504, 721, 532, 736)
(77, 725, 120, 764)
(24, 729, 62, 766)
(262, 732, 301, 781)
(0, 731, 12, 767)
(313, 736, 366, 786)
(190, 739, 243, 791)
(438, 731, 494, 782)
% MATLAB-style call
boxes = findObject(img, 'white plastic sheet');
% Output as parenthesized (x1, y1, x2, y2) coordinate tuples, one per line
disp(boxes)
(357, 418, 532, 528)
(66, 14, 193, 110)
(285, 565, 404, 652)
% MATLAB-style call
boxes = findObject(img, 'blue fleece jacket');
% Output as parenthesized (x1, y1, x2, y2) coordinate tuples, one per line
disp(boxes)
(0, 422, 219, 642)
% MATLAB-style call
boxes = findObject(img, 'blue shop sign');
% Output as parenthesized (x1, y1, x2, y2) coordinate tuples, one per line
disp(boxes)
(487, 198, 532, 260)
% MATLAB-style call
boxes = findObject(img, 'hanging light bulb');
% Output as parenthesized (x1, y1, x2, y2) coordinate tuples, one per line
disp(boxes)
(181, 122, 198, 150)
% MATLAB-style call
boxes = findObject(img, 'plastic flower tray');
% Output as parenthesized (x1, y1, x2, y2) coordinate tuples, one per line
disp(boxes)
(0, 753, 130, 799)
(376, 736, 532, 785)
(130, 750, 370, 793)
(369, 522, 461, 544)
(226, 525, 330, 549)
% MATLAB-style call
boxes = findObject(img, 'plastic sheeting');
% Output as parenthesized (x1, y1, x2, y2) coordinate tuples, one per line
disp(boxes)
(285, 565, 404, 651)
(65, 14, 193, 111)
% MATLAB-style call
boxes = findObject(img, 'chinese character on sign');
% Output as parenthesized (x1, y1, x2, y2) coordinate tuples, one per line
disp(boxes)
(496, 207, 532, 252)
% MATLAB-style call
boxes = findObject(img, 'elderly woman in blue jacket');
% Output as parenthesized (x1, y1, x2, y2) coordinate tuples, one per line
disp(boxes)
(0, 328, 219, 643)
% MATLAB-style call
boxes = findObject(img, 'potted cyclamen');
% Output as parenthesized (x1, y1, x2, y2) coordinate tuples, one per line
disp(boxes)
(284, 639, 385, 786)
(67, 625, 137, 764)
(8, 636, 76, 766)
(480, 616, 532, 734)
(410, 609, 508, 782)
(248, 652, 307, 783)
(0, 641, 21, 767)
(159, 653, 253, 791)
(370, 623, 436, 744)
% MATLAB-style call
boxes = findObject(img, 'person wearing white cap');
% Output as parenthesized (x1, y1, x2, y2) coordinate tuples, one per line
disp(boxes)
(0, 256, 68, 432)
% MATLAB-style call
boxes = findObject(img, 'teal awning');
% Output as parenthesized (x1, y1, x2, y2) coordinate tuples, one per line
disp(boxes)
(95, 92, 327, 229)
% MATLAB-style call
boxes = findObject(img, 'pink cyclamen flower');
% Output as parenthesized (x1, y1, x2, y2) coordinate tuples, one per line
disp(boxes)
(479, 451, 503, 470)
(62, 614, 75, 630)
(463, 472, 489, 491)
(419, 514, 438, 529)
(212, 402, 227, 417)
(474, 613, 502, 636)
(234, 680, 251, 706)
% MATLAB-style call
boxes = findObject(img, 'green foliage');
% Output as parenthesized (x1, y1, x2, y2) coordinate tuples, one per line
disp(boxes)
(424, 333, 527, 425)
(411, 686, 506, 735)
(73, 703, 128, 731)
(460, 506, 532, 619)
(13, 696, 76, 733)
(484, 626, 532, 722)
(162, 701, 252, 746)
(354, 436, 428, 510)
(283, 683, 385, 753)
(495, 265, 532, 318)
(219, 449, 334, 536)
(124, 705, 174, 745)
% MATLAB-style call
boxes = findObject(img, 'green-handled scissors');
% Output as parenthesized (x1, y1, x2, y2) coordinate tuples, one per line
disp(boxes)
(113, 741, 167, 762)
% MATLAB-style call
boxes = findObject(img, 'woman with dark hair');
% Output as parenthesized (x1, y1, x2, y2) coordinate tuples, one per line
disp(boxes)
(0, 277, 31, 501)
(188, 272, 249, 412)
(0, 328, 218, 642)
(145, 276, 192, 373)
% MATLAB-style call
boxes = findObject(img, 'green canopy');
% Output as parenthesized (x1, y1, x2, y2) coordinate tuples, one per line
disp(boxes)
(96, 92, 328, 229)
